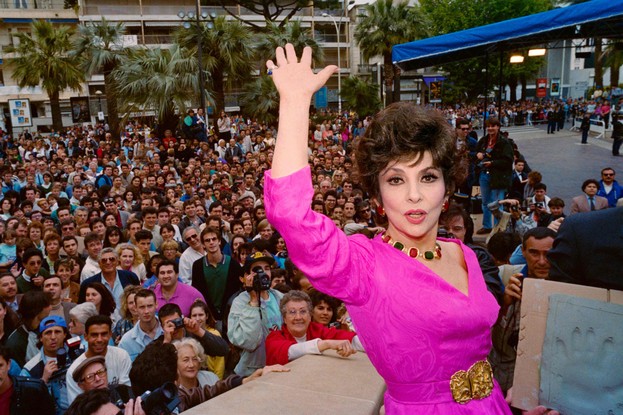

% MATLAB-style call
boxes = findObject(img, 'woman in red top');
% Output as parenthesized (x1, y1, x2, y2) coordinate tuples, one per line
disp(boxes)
(265, 290, 364, 365)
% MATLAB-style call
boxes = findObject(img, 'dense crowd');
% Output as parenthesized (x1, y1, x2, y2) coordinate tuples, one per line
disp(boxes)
(0, 93, 620, 414)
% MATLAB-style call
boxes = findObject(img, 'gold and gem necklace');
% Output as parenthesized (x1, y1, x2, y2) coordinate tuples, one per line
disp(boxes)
(381, 233, 442, 260)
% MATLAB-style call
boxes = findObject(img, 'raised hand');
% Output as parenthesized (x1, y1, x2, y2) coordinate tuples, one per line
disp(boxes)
(266, 44, 337, 102)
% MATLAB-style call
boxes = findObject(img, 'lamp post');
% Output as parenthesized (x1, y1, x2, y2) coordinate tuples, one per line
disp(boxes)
(178, 3, 210, 113)
(322, 12, 341, 114)
(95, 90, 103, 112)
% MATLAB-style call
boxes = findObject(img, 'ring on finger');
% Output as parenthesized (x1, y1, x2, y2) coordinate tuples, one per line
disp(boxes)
(268, 65, 279, 75)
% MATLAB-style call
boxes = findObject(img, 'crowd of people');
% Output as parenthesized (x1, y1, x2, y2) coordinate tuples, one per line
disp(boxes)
(0, 46, 621, 414)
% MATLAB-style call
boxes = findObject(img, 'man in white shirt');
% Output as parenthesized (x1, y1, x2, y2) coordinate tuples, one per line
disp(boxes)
(66, 315, 132, 404)
(80, 233, 102, 282)
(178, 227, 205, 285)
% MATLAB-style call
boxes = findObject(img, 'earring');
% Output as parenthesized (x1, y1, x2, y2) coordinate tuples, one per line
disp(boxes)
(442, 200, 449, 212)
(377, 205, 385, 217)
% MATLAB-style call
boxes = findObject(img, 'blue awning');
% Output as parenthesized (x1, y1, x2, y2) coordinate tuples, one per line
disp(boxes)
(393, 0, 623, 70)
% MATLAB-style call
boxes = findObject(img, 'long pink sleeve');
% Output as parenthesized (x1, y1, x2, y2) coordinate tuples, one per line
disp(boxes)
(264, 166, 373, 306)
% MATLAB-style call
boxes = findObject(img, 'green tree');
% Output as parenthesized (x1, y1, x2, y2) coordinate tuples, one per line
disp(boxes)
(176, 17, 255, 118)
(73, 18, 127, 138)
(341, 76, 382, 117)
(355, 0, 430, 106)
(420, 0, 552, 103)
(602, 40, 623, 88)
(113, 45, 208, 135)
(240, 75, 280, 124)
(257, 20, 324, 70)
(5, 20, 83, 132)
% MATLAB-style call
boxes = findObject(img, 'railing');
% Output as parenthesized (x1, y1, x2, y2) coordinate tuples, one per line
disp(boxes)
(572, 116, 611, 139)
(0, 0, 70, 10)
(137, 34, 174, 45)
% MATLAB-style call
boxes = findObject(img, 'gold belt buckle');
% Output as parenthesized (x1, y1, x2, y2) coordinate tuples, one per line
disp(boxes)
(450, 360, 494, 404)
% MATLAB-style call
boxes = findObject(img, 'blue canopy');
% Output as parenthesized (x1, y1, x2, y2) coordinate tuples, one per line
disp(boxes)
(393, 0, 623, 70)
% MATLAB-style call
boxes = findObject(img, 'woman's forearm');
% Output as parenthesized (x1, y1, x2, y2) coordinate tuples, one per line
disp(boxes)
(272, 97, 311, 178)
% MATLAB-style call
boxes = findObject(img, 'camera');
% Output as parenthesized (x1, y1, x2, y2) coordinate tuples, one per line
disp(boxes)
(510, 205, 519, 212)
(535, 202, 544, 209)
(170, 317, 185, 330)
(251, 266, 271, 292)
(118, 382, 180, 415)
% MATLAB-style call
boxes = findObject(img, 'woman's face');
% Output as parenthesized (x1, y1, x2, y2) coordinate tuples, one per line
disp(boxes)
(85, 287, 102, 308)
(312, 300, 334, 326)
(46, 240, 60, 256)
(378, 152, 446, 245)
(127, 293, 138, 317)
(284, 300, 312, 338)
(276, 237, 286, 252)
(445, 215, 466, 243)
(132, 177, 141, 187)
(190, 306, 207, 327)
(1, 200, 11, 212)
(108, 231, 121, 246)
(120, 249, 134, 268)
(69, 317, 85, 336)
(177, 345, 201, 382)
(29, 227, 41, 241)
(56, 265, 71, 284)
(105, 215, 117, 227)
(125, 192, 134, 202)
(232, 237, 245, 253)
(161, 228, 174, 241)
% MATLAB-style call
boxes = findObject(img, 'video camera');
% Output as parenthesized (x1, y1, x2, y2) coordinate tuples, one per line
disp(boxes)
(118, 382, 180, 415)
(251, 266, 271, 292)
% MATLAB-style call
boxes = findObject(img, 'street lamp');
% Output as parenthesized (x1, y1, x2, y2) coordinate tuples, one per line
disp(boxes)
(95, 90, 103, 112)
(322, 12, 342, 114)
(178, 4, 212, 114)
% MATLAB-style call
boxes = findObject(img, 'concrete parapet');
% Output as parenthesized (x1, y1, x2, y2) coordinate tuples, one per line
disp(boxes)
(181, 351, 386, 415)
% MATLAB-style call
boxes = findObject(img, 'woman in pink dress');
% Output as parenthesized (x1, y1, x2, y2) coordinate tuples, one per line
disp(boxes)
(263, 44, 556, 415)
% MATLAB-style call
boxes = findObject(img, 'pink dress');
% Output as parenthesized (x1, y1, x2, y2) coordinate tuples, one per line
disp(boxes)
(265, 166, 511, 414)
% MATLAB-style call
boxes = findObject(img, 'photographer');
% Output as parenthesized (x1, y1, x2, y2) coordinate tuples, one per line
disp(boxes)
(227, 252, 284, 376)
(20, 316, 80, 414)
(157, 302, 228, 358)
(487, 198, 537, 240)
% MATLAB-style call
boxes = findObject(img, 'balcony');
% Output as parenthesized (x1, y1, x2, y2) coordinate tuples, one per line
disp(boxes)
(1, 0, 77, 19)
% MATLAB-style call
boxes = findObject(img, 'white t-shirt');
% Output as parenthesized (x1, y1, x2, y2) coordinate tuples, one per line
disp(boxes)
(66, 346, 132, 404)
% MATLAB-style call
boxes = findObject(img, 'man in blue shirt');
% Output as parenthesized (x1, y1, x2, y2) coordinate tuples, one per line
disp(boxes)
(118, 289, 162, 361)
(597, 167, 623, 208)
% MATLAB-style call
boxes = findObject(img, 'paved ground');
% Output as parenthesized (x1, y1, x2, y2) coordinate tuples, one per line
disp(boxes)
(469, 122, 623, 242)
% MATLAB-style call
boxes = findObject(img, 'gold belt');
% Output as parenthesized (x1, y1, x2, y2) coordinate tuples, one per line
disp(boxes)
(449, 360, 494, 404)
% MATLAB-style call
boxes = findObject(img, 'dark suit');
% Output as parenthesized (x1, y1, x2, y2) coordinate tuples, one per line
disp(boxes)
(509, 170, 528, 202)
(78, 270, 139, 303)
(191, 256, 242, 322)
(548, 207, 623, 290)
(569, 195, 609, 215)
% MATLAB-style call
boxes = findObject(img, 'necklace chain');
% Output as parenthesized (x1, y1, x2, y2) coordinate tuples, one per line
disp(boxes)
(381, 233, 442, 260)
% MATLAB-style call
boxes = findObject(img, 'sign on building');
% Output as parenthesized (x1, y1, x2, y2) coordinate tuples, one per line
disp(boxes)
(8, 99, 32, 128)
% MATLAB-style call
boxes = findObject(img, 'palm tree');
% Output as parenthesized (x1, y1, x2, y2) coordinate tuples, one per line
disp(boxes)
(355, 0, 429, 106)
(240, 75, 280, 124)
(341, 76, 381, 117)
(5, 20, 83, 132)
(176, 16, 255, 118)
(113, 45, 209, 135)
(602, 40, 623, 88)
(257, 20, 324, 69)
(73, 18, 127, 138)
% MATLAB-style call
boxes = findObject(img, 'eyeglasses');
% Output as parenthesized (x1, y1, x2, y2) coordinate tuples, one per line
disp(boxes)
(100, 257, 117, 263)
(203, 236, 218, 243)
(603, 173, 615, 177)
(185, 234, 198, 242)
(286, 309, 310, 317)
(360, 208, 371, 213)
(460, 127, 470, 131)
(81, 367, 107, 383)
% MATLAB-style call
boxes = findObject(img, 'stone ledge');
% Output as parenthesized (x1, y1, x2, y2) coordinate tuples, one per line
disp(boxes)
(181, 351, 386, 415)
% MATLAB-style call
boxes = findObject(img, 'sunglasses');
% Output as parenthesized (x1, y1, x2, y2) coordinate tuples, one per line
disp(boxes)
(100, 257, 117, 263)
(186, 234, 198, 241)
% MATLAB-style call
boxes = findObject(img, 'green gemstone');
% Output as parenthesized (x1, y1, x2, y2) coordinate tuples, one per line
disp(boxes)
(394, 242, 404, 250)
(424, 251, 434, 260)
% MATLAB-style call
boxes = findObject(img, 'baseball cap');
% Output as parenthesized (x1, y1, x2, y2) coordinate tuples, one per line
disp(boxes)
(39, 315, 67, 334)
(243, 251, 275, 273)
(72, 356, 106, 383)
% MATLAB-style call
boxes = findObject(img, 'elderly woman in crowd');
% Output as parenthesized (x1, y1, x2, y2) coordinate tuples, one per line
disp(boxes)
(68, 302, 99, 349)
(173, 337, 220, 390)
(265, 290, 364, 365)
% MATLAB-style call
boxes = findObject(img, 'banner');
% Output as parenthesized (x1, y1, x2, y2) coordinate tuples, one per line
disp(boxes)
(70, 97, 91, 123)
(550, 78, 560, 96)
(315, 86, 328, 109)
(8, 99, 32, 128)
(536, 78, 547, 98)
(429, 81, 442, 103)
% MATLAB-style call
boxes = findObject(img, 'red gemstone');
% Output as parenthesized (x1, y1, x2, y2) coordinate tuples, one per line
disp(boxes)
(436, 247, 442, 259)
(382, 234, 391, 243)
(408, 247, 419, 258)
